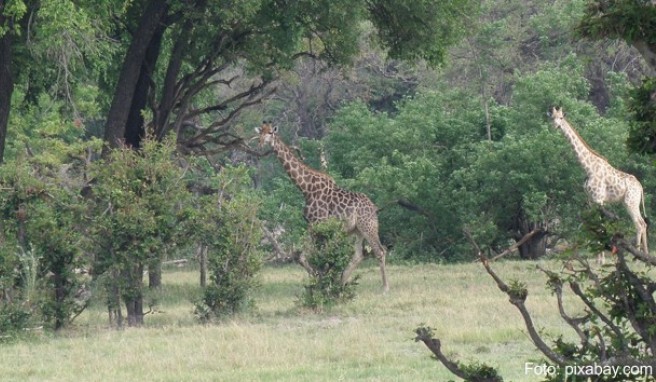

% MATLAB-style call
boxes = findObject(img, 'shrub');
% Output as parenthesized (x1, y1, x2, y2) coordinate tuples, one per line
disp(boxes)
(299, 218, 358, 310)
(193, 167, 264, 321)
(0, 159, 88, 331)
(0, 303, 32, 341)
(88, 136, 192, 327)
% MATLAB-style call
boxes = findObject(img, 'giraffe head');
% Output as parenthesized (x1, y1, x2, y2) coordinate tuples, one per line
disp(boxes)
(547, 106, 565, 128)
(255, 121, 277, 148)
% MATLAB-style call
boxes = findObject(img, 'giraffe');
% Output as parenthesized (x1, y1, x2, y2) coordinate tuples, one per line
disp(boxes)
(255, 122, 389, 292)
(548, 106, 648, 254)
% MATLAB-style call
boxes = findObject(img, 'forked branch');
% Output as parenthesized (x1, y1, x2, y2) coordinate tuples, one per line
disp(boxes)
(461, 229, 568, 365)
(414, 326, 503, 382)
(477, 252, 567, 366)
(538, 266, 591, 346)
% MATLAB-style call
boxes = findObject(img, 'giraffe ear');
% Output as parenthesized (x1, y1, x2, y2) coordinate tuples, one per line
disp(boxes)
(272, 126, 278, 134)
(254, 127, 261, 134)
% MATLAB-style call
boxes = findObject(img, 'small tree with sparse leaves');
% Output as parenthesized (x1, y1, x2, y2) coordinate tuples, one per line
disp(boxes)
(193, 166, 264, 322)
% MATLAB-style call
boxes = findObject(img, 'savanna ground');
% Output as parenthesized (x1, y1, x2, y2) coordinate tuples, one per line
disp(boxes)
(1, 259, 587, 381)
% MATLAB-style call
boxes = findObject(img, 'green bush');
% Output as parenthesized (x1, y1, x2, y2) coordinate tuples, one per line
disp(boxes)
(299, 218, 358, 310)
(0, 303, 32, 340)
(0, 158, 88, 331)
(193, 167, 264, 321)
(88, 136, 193, 327)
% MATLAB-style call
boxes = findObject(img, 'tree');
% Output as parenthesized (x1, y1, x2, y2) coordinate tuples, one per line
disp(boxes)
(191, 165, 264, 321)
(88, 136, 192, 327)
(0, 0, 26, 163)
(99, 0, 477, 153)
(578, 1, 656, 154)
(298, 218, 359, 311)
(441, 0, 650, 118)
(0, 160, 88, 331)
(578, 1, 656, 71)
(267, 25, 438, 140)
(0, 95, 98, 332)
(0, 0, 116, 163)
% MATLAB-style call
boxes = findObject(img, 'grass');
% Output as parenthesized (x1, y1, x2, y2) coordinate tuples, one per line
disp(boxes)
(0, 259, 586, 381)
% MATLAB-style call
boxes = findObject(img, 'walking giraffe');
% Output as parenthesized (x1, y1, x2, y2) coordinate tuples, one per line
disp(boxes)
(256, 122, 389, 291)
(548, 106, 648, 253)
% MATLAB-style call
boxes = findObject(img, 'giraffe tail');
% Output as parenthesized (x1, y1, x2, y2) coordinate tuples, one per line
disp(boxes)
(642, 188, 650, 228)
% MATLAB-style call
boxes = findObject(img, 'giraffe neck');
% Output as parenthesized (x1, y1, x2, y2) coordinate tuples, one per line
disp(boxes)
(557, 118, 607, 176)
(271, 135, 336, 197)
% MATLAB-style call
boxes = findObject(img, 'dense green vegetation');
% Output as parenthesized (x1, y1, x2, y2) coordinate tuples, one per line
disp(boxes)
(2, 0, 656, 380)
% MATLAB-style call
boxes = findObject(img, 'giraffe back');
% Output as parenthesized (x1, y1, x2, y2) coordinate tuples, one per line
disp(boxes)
(585, 165, 640, 205)
(304, 187, 377, 224)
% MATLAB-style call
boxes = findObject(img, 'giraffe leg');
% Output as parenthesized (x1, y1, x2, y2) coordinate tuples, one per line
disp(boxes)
(365, 232, 389, 292)
(371, 241, 388, 293)
(341, 235, 364, 287)
(625, 196, 649, 254)
(640, 221, 649, 254)
(361, 224, 389, 293)
(596, 251, 605, 265)
(632, 217, 647, 253)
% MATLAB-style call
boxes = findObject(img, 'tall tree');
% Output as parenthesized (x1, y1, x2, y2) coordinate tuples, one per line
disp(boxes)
(0, 17, 12, 164)
(0, 1, 27, 163)
(578, 0, 656, 72)
(101, 0, 477, 153)
(578, 0, 656, 154)
(1, 0, 118, 162)
(102, 0, 169, 151)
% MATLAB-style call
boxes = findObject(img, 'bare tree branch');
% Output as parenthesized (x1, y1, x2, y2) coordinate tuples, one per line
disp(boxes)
(613, 236, 656, 266)
(463, 229, 568, 365)
(538, 266, 591, 347)
(489, 228, 541, 261)
(414, 326, 503, 382)
(614, 251, 656, 351)
(568, 280, 628, 353)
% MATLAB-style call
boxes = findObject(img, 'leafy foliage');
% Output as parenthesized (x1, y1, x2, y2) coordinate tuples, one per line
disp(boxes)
(368, 0, 478, 65)
(627, 78, 656, 154)
(577, 0, 656, 45)
(0, 70, 101, 332)
(193, 166, 264, 321)
(577, 0, 656, 156)
(325, 59, 651, 261)
(299, 218, 358, 310)
(88, 136, 192, 326)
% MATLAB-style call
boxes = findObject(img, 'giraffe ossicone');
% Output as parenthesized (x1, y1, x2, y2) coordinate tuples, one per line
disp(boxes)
(256, 122, 389, 291)
(548, 106, 649, 254)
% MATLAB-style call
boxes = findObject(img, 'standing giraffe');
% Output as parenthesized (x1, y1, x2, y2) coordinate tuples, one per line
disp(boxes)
(256, 122, 389, 291)
(548, 106, 648, 253)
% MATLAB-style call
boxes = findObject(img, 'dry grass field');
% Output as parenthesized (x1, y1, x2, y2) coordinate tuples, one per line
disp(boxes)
(0, 259, 585, 381)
